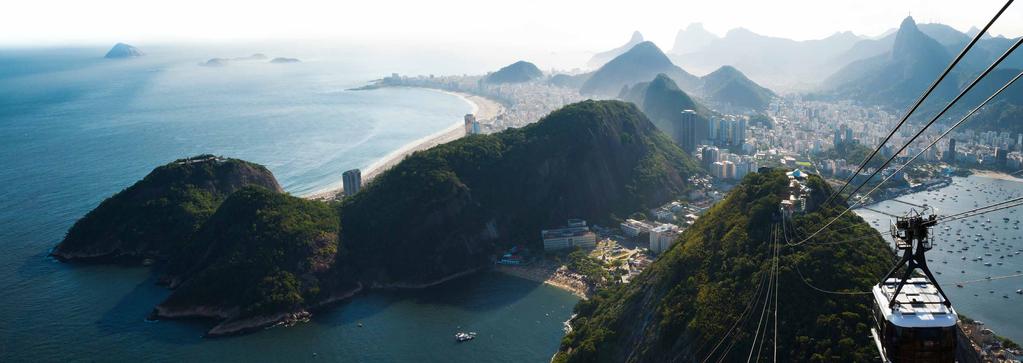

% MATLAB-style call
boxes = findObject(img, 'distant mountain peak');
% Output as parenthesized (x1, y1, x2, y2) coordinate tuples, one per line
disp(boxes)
(672, 23, 719, 55)
(630, 31, 644, 42)
(900, 16, 918, 31)
(104, 43, 144, 59)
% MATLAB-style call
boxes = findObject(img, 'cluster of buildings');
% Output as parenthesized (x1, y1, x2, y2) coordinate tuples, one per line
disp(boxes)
(620, 218, 684, 254)
(701, 146, 759, 180)
(541, 219, 597, 251)
(675, 110, 752, 156)
(463, 114, 481, 135)
(376, 72, 584, 134)
(941, 129, 1023, 170)
(780, 169, 810, 217)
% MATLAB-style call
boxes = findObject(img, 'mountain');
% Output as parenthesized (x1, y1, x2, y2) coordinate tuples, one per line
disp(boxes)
(553, 169, 892, 362)
(338, 100, 700, 286)
(671, 23, 719, 55)
(154, 187, 344, 336)
(619, 74, 712, 143)
(670, 26, 863, 91)
(824, 16, 957, 109)
(588, 31, 644, 69)
(485, 60, 544, 83)
(581, 42, 701, 97)
(51, 155, 282, 263)
(104, 43, 144, 58)
(57, 100, 699, 336)
(700, 65, 776, 110)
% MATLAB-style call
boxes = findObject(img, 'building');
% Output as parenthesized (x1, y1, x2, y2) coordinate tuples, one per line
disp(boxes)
(464, 114, 475, 134)
(542, 220, 597, 251)
(702, 146, 720, 169)
(649, 224, 681, 254)
(621, 219, 654, 237)
(342, 169, 362, 197)
(731, 118, 747, 149)
(677, 110, 698, 154)
(945, 138, 957, 162)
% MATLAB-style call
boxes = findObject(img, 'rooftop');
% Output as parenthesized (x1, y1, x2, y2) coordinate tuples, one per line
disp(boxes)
(873, 277, 957, 328)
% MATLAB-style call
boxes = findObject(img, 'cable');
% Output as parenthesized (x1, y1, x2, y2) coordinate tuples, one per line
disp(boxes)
(860, 206, 901, 218)
(938, 196, 1023, 221)
(842, 35, 1023, 205)
(700, 250, 773, 363)
(851, 68, 1023, 209)
(792, 259, 873, 295)
(824, 0, 1015, 206)
(939, 197, 1023, 223)
(752, 231, 779, 363)
(748, 230, 777, 363)
(772, 239, 779, 363)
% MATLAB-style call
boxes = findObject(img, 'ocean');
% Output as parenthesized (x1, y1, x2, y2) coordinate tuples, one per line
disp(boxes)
(856, 174, 1023, 342)
(0, 45, 578, 361)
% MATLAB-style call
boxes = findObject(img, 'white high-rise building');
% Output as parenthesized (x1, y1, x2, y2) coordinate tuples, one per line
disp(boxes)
(343, 169, 362, 197)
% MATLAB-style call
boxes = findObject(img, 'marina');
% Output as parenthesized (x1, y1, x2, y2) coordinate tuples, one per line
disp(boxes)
(856, 174, 1023, 343)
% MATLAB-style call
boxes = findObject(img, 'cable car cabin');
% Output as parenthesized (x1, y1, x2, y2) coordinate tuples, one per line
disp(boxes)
(872, 278, 958, 363)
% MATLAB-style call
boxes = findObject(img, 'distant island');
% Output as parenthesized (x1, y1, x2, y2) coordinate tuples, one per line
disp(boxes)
(198, 54, 298, 67)
(52, 100, 698, 337)
(270, 57, 301, 64)
(104, 43, 144, 59)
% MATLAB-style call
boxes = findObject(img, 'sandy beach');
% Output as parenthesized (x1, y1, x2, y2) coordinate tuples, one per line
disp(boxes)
(304, 89, 504, 200)
(494, 262, 590, 300)
(971, 169, 1023, 182)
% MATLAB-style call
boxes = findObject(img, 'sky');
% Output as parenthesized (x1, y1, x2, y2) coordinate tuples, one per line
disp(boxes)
(2, 0, 1021, 50)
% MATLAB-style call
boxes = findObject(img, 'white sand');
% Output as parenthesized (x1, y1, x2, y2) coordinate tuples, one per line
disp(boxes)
(303, 90, 504, 200)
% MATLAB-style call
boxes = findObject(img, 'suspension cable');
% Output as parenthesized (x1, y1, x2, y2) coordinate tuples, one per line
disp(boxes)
(824, 0, 1015, 206)
(842, 36, 1023, 205)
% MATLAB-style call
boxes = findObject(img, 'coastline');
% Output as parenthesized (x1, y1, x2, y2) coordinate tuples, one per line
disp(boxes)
(970, 169, 1023, 182)
(303, 88, 504, 200)
(494, 262, 590, 300)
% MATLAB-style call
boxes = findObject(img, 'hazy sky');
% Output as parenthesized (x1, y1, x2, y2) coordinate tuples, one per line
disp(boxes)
(3, 0, 1021, 50)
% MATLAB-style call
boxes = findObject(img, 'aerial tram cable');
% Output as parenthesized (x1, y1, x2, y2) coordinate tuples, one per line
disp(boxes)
(850, 69, 1023, 210)
(937, 197, 1023, 223)
(748, 232, 778, 363)
(823, 0, 1014, 207)
(772, 239, 779, 363)
(841, 35, 1023, 205)
(699, 246, 773, 363)
(786, 66, 1023, 247)
(713, 228, 780, 363)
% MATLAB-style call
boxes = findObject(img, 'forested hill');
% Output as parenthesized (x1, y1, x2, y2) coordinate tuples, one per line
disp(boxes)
(554, 169, 893, 362)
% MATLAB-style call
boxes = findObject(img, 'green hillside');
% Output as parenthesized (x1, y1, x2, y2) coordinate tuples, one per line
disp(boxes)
(554, 169, 892, 362)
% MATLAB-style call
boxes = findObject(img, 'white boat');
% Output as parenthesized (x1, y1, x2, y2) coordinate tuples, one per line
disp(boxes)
(455, 332, 477, 342)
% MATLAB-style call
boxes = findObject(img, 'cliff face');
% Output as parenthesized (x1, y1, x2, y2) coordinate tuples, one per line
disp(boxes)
(52, 155, 282, 263)
(555, 170, 892, 362)
(340, 100, 700, 286)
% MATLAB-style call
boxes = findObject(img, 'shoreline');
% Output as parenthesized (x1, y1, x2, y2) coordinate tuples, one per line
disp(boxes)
(970, 169, 1023, 182)
(494, 263, 590, 300)
(303, 88, 504, 200)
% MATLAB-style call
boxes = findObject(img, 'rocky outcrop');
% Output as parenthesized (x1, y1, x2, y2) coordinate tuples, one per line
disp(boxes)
(104, 43, 144, 58)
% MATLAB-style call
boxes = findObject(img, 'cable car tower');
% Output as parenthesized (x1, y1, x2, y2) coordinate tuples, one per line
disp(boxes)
(871, 209, 957, 363)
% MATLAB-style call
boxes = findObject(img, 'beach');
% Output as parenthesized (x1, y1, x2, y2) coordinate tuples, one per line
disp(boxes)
(494, 262, 590, 300)
(304, 90, 504, 200)
(971, 169, 1023, 182)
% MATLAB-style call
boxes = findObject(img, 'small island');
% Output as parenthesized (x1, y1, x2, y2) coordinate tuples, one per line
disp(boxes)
(269, 57, 301, 64)
(104, 43, 144, 59)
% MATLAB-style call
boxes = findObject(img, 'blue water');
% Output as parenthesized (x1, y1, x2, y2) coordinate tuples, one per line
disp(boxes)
(0, 46, 578, 361)
(856, 175, 1023, 342)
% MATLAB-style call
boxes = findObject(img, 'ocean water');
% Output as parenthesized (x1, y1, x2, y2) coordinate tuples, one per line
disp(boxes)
(856, 175, 1023, 342)
(0, 46, 578, 361)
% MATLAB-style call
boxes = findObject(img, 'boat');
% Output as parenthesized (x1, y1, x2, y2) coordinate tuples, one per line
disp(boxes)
(455, 332, 477, 342)
(1016, 289, 1022, 294)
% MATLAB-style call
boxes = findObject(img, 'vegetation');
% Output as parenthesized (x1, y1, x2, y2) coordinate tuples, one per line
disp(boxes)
(52, 155, 282, 262)
(620, 74, 716, 148)
(340, 100, 699, 285)
(554, 169, 893, 362)
(485, 60, 544, 84)
(160, 187, 340, 318)
(700, 65, 776, 111)
(581, 41, 700, 96)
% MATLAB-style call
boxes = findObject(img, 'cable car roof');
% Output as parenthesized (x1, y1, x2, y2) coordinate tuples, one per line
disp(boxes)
(873, 278, 957, 328)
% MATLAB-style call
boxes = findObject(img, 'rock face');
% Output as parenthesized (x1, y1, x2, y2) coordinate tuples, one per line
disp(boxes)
(484, 60, 543, 83)
(581, 41, 701, 97)
(554, 170, 893, 362)
(104, 43, 144, 58)
(588, 31, 645, 69)
(51, 155, 282, 263)
(825, 16, 957, 109)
